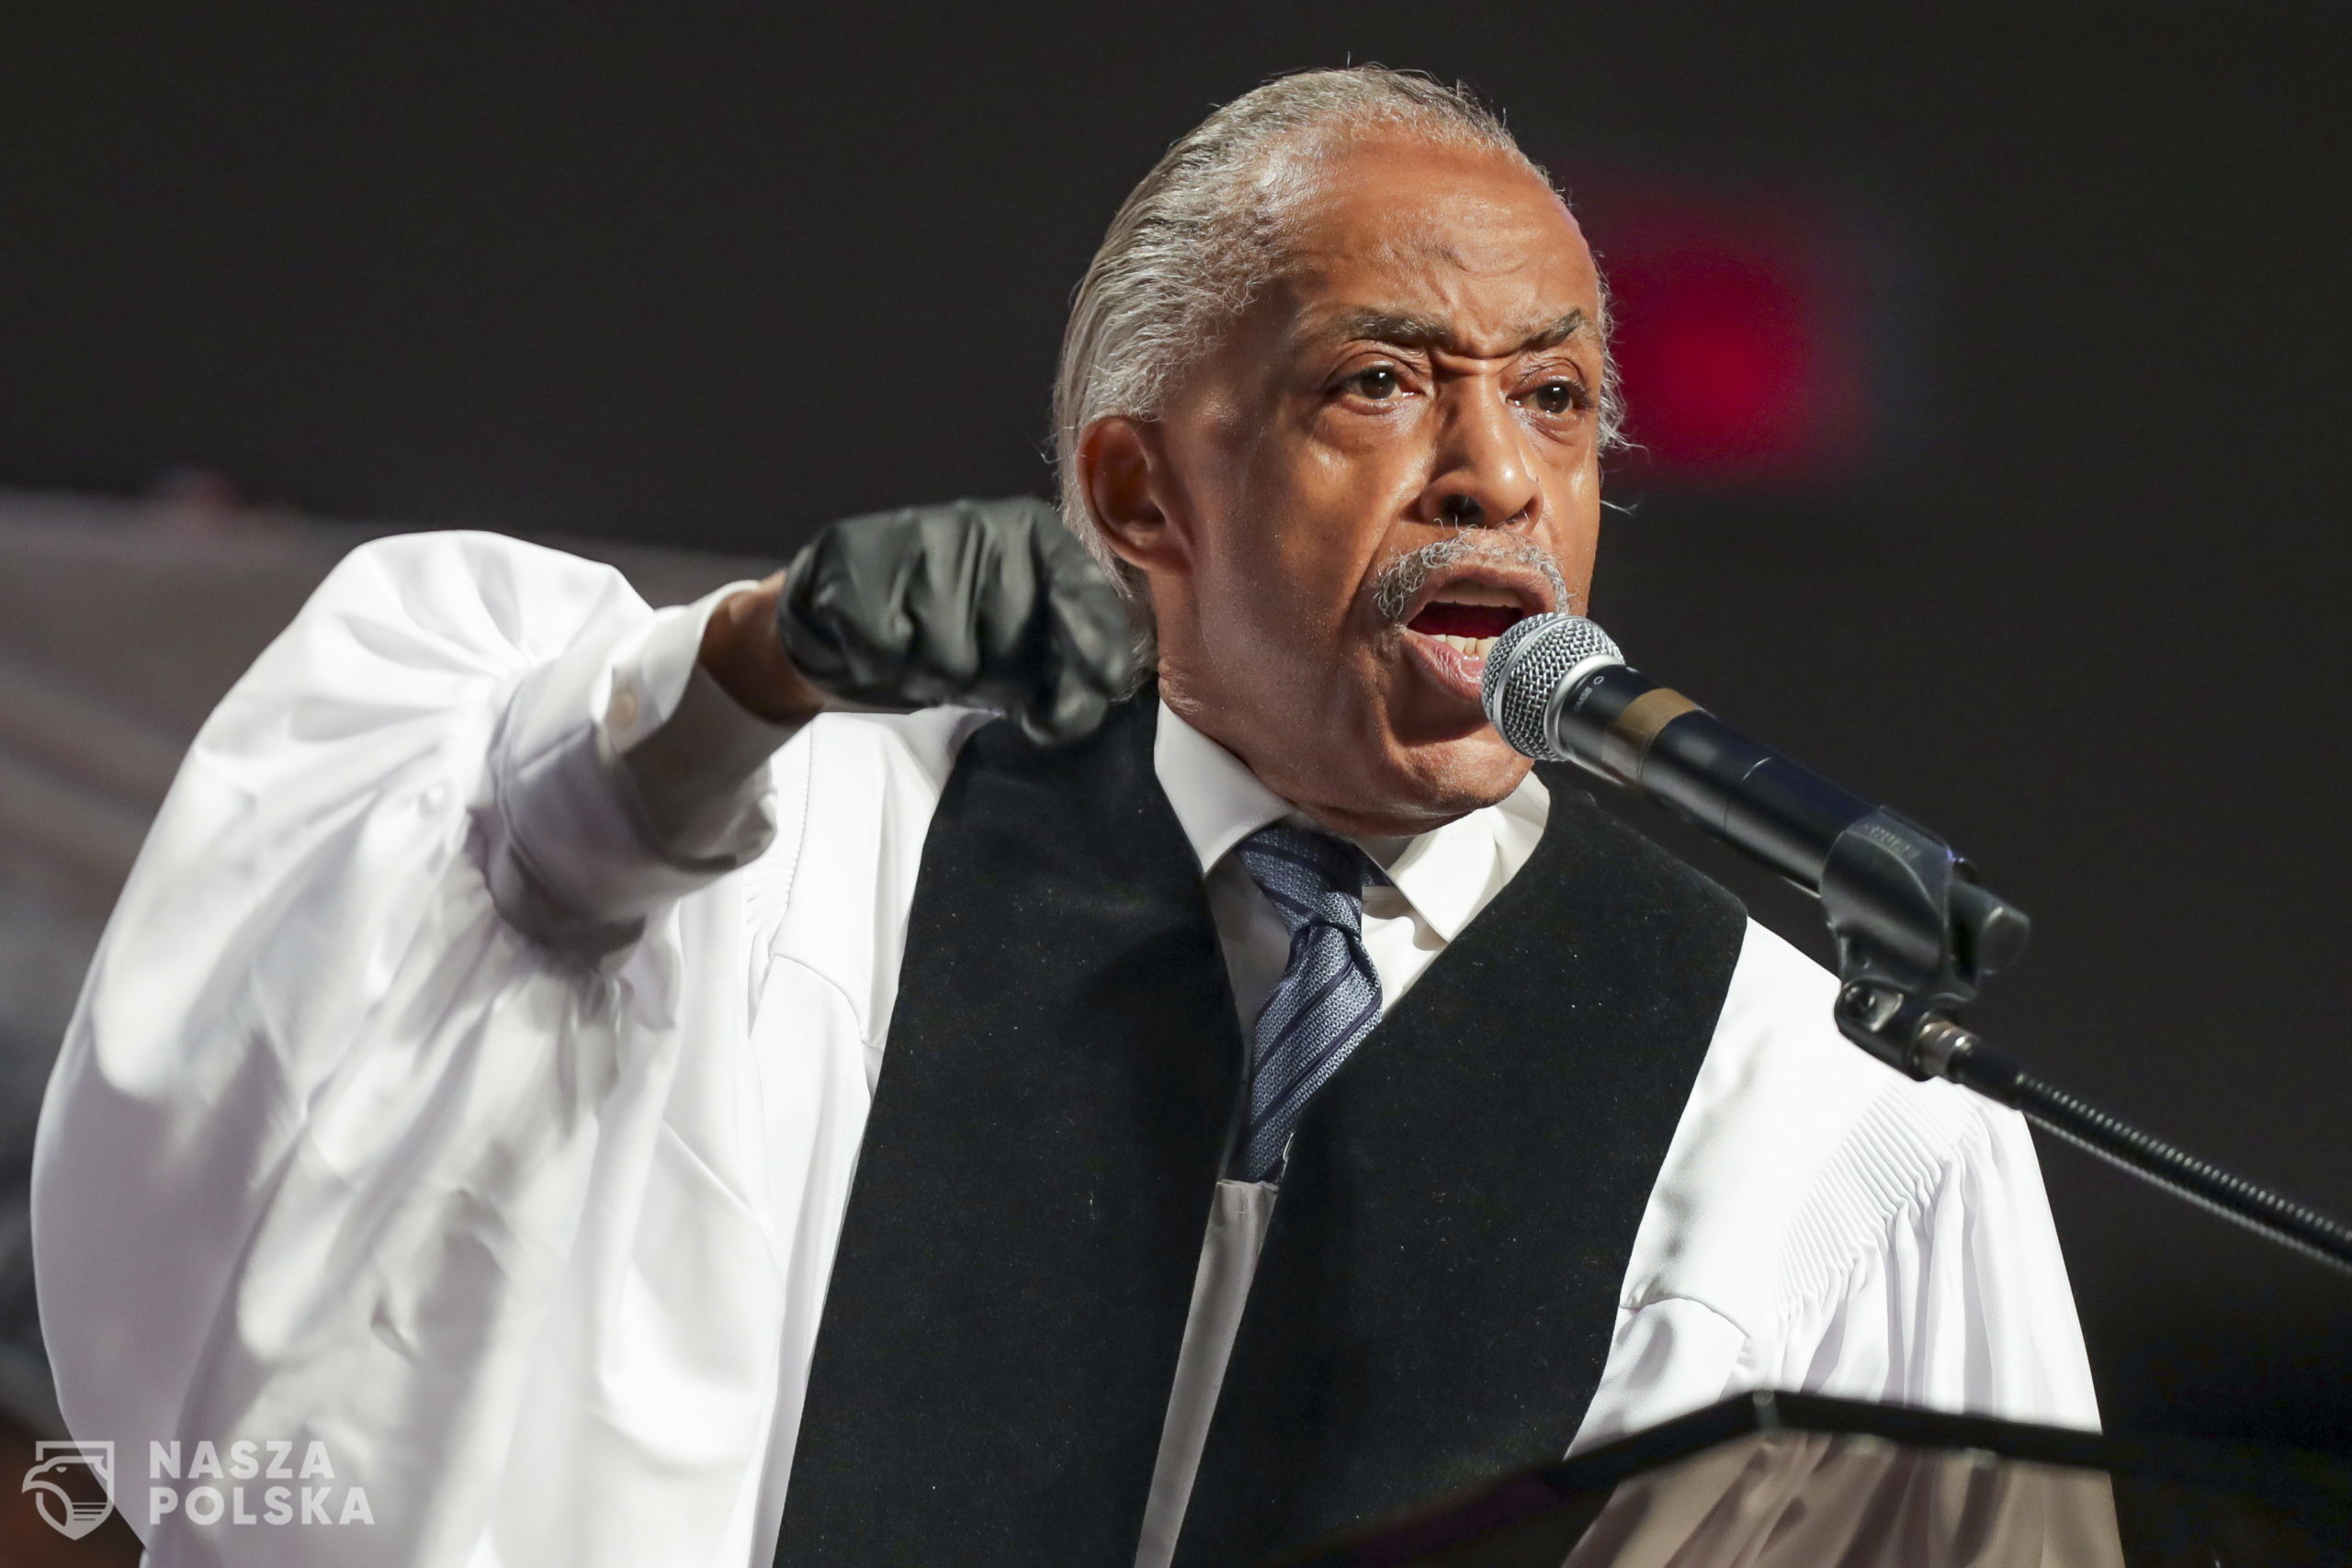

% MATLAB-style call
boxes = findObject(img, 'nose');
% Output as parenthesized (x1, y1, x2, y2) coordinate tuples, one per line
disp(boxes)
(1418, 381, 1541, 531)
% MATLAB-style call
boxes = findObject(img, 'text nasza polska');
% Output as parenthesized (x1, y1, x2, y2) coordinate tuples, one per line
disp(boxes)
(147, 1440, 374, 1527)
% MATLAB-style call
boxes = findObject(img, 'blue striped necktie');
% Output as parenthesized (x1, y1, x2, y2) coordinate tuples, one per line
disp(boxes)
(1230, 824, 1384, 1182)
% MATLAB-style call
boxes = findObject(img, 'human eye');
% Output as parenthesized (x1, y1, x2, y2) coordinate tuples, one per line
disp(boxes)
(1521, 375, 1593, 417)
(1340, 364, 1406, 401)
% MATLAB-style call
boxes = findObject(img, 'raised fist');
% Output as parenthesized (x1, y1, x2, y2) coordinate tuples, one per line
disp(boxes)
(771, 496, 1140, 744)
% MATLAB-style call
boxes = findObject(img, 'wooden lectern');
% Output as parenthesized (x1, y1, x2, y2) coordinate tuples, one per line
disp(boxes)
(1258, 1392, 2352, 1567)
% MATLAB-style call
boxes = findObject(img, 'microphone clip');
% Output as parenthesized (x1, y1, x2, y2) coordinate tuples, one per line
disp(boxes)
(1819, 807, 2030, 1081)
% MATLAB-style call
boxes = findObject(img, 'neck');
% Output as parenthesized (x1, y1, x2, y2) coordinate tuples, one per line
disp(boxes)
(1156, 671, 1478, 841)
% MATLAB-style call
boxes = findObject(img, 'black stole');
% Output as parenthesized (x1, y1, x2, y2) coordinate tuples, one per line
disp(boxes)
(774, 697, 1745, 1568)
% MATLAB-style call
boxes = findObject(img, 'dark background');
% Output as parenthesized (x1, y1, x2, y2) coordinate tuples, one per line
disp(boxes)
(3, 3, 2347, 1453)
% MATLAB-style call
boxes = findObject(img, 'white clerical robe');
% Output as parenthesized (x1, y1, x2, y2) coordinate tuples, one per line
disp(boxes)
(32, 533, 2098, 1568)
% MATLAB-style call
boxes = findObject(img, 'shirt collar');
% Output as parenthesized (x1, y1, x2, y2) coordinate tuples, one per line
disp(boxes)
(1153, 698, 1294, 878)
(1151, 698, 1550, 943)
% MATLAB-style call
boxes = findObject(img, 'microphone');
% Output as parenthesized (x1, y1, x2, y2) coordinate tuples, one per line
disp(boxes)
(1480, 614, 2030, 1007)
(1483, 617, 2352, 1280)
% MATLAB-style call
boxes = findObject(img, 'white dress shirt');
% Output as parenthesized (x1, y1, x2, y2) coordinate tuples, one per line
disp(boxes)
(33, 534, 2098, 1568)
(1159, 696, 1552, 1028)
(1135, 707, 1549, 1566)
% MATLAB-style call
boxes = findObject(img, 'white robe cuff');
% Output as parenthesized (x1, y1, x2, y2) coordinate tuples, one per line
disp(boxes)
(485, 579, 798, 954)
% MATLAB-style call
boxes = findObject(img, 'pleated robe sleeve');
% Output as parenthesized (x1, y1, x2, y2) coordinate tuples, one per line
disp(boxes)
(31, 532, 792, 1567)
(1572, 920, 2101, 1452)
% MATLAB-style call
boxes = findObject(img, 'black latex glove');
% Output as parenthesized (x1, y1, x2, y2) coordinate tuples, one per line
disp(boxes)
(775, 496, 1140, 744)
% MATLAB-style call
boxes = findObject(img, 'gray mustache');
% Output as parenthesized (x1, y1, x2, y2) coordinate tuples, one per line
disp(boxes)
(1372, 535, 1576, 626)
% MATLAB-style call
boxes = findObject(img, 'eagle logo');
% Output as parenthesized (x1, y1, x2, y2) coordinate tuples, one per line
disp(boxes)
(22, 1439, 116, 1539)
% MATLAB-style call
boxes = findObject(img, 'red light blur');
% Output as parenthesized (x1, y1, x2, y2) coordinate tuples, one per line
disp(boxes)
(1576, 180, 1871, 488)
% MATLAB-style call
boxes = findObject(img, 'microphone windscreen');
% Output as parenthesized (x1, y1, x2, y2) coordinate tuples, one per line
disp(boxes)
(1481, 614, 1625, 760)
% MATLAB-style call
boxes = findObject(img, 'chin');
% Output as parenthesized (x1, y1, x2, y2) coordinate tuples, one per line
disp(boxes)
(1190, 649, 1532, 833)
(1320, 728, 1532, 837)
(1293, 660, 1534, 832)
(1399, 729, 1533, 811)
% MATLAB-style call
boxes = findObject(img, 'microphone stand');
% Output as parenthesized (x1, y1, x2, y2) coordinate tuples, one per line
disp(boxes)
(1815, 807, 2352, 1277)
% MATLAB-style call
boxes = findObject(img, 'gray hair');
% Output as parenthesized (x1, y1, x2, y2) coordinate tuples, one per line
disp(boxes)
(1052, 65, 1623, 597)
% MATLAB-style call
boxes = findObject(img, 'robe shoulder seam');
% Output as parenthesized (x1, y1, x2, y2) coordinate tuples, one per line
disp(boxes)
(1771, 1080, 2002, 1325)
(756, 950, 874, 1045)
(1610, 1290, 1750, 1340)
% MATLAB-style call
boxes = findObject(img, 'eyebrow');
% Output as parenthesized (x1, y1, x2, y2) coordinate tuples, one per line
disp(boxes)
(1323, 307, 1593, 356)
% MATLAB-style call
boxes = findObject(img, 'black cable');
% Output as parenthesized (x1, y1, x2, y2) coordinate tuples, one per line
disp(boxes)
(1949, 1039, 2352, 1277)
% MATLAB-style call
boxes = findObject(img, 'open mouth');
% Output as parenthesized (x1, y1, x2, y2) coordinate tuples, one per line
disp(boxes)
(1396, 578, 1542, 704)
(1404, 598, 1527, 660)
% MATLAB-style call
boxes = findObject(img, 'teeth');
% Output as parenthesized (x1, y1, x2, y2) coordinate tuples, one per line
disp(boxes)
(1431, 633, 1498, 659)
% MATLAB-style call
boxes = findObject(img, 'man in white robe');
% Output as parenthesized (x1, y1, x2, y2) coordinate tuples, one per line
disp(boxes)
(32, 65, 2096, 1568)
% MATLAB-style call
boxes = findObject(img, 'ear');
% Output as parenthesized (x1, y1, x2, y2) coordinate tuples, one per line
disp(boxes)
(1077, 416, 1189, 578)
